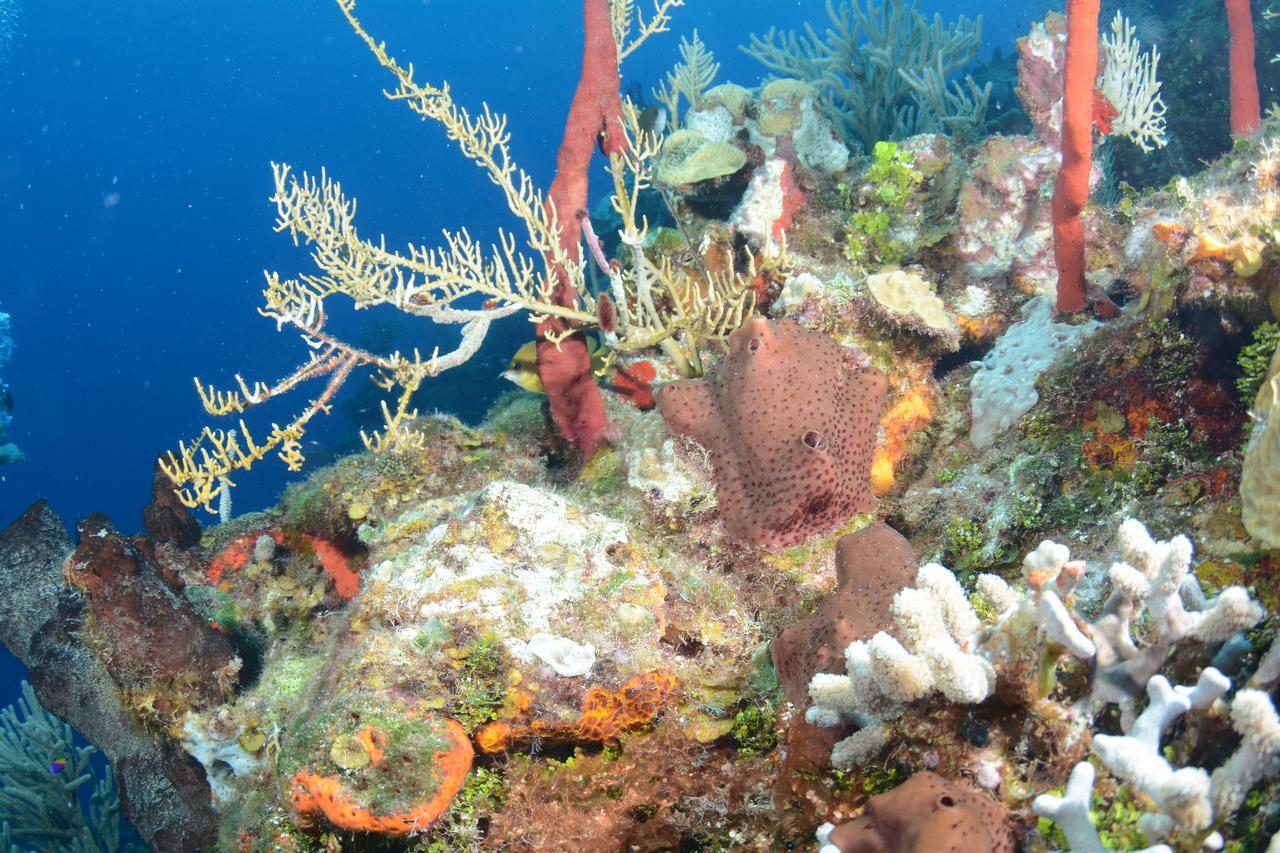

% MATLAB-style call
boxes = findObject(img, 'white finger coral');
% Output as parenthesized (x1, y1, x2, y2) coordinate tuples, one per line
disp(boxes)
(1209, 689, 1280, 818)
(1033, 762, 1174, 853)
(1090, 519, 1264, 710)
(1091, 671, 1229, 835)
(805, 517, 1268, 773)
(1070, 666, 1280, 845)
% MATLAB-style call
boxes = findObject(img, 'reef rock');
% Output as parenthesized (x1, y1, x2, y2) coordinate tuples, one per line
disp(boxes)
(953, 135, 1059, 294)
(65, 513, 238, 711)
(143, 463, 203, 548)
(0, 502, 219, 851)
(658, 318, 886, 549)
(359, 479, 661, 636)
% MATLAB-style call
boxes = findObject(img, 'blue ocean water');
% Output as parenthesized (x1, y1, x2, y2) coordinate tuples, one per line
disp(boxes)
(0, 0, 1046, 836)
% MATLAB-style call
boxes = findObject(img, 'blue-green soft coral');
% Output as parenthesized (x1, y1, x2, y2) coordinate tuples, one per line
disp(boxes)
(0, 682, 123, 852)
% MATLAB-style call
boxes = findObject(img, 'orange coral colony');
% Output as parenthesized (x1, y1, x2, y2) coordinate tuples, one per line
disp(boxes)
(476, 669, 679, 754)
(289, 719, 473, 835)
(206, 528, 361, 599)
(871, 384, 934, 495)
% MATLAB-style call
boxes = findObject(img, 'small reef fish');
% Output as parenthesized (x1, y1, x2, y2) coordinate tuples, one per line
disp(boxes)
(637, 105, 667, 138)
(502, 337, 608, 395)
(49, 758, 66, 773)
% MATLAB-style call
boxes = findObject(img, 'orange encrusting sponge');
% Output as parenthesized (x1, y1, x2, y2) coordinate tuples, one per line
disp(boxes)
(289, 719, 473, 834)
(476, 669, 679, 754)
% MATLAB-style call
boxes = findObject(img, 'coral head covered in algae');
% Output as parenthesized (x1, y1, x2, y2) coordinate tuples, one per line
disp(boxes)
(657, 318, 886, 549)
(289, 718, 473, 834)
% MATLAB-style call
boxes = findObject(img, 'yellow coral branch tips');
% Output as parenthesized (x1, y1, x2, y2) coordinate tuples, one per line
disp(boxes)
(161, 0, 761, 513)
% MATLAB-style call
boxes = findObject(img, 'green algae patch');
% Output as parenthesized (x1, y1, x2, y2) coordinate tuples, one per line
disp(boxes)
(282, 693, 463, 819)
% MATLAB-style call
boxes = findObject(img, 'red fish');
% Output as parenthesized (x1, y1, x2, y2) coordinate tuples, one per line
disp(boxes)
(611, 360, 657, 409)
(1092, 90, 1119, 136)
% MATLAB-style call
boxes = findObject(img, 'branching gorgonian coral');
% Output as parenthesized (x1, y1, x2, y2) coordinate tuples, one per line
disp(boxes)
(161, 0, 760, 513)
(742, 0, 989, 149)
(0, 682, 121, 852)
(1099, 12, 1167, 152)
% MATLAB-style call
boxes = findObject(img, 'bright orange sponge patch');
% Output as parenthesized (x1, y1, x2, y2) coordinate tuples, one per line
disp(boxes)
(289, 719, 473, 835)
(476, 669, 679, 754)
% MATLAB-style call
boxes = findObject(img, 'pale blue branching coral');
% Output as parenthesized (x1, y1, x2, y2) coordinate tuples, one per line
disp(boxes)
(741, 0, 990, 150)
(0, 682, 121, 853)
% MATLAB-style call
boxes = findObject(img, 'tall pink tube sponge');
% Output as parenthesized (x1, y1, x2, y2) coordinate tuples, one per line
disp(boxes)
(534, 0, 623, 460)
(657, 318, 886, 550)
(1226, 0, 1262, 136)
(1051, 0, 1100, 314)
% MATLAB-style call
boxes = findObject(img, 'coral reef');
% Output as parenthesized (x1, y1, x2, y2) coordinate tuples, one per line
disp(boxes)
(7, 5, 1280, 852)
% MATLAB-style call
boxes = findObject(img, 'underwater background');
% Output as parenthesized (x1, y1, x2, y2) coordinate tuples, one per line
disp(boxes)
(0, 0, 1278, 850)
(0, 0, 1053, 696)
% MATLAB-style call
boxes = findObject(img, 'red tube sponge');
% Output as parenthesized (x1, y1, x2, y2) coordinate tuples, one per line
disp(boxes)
(1051, 0, 1100, 314)
(1226, 0, 1262, 136)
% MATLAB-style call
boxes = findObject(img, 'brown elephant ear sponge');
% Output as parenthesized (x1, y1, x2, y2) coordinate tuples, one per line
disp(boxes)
(657, 317, 887, 550)
(827, 771, 1013, 853)
(772, 521, 917, 708)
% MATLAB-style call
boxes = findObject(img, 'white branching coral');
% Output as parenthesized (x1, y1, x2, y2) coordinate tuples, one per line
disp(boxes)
(1090, 519, 1265, 713)
(1039, 669, 1280, 850)
(805, 559, 993, 751)
(1210, 688, 1280, 819)
(1092, 670, 1229, 835)
(1033, 761, 1173, 853)
(806, 518, 1267, 772)
(806, 538, 1089, 767)
(1099, 12, 1167, 152)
